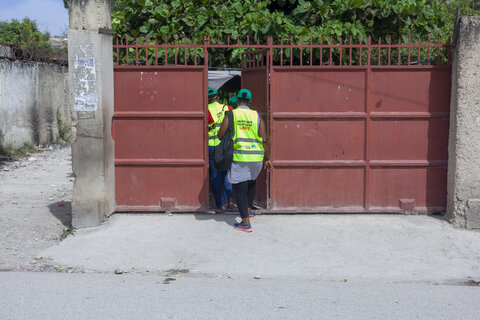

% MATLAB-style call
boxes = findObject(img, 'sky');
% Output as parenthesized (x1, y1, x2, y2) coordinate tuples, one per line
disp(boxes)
(0, 0, 68, 36)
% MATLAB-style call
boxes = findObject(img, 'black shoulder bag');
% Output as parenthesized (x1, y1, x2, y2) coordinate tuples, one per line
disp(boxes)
(214, 110, 234, 171)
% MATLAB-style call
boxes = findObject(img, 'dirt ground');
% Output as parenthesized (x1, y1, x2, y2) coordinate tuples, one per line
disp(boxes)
(0, 145, 73, 271)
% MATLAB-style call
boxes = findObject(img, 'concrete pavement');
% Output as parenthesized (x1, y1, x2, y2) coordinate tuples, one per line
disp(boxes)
(1, 272, 480, 320)
(39, 213, 480, 284)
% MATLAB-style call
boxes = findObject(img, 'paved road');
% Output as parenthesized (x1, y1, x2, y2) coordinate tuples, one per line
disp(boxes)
(40, 214, 480, 283)
(1, 272, 479, 320)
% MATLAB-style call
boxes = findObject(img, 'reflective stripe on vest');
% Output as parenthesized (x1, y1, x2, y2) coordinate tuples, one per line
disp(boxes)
(232, 108, 264, 162)
(208, 102, 227, 147)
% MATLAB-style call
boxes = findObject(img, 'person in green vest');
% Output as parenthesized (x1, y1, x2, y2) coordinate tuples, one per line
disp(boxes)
(217, 89, 272, 232)
(208, 88, 234, 211)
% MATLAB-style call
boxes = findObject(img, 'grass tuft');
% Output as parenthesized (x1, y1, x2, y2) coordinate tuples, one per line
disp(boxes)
(56, 107, 71, 143)
(60, 225, 75, 240)
(0, 143, 38, 158)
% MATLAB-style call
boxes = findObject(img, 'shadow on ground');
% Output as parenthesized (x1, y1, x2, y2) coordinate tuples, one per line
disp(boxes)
(0, 157, 16, 169)
(426, 213, 446, 222)
(47, 201, 72, 227)
(194, 212, 447, 228)
(194, 213, 238, 227)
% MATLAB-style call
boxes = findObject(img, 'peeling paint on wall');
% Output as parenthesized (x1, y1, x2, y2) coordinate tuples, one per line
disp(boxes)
(74, 57, 97, 112)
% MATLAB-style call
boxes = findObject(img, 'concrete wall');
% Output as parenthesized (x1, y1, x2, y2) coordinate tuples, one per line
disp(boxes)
(0, 60, 70, 149)
(447, 16, 480, 229)
(69, 0, 115, 228)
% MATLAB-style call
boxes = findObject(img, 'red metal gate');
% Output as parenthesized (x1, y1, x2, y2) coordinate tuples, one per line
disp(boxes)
(269, 37, 451, 212)
(241, 49, 270, 208)
(113, 40, 209, 211)
(113, 36, 451, 214)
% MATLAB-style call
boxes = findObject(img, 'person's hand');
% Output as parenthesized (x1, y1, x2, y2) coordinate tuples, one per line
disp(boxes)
(264, 160, 272, 170)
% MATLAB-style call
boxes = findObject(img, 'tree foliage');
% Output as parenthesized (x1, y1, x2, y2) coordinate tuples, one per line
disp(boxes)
(111, 0, 460, 66)
(444, 0, 480, 33)
(109, 0, 479, 66)
(112, 0, 455, 43)
(0, 18, 53, 51)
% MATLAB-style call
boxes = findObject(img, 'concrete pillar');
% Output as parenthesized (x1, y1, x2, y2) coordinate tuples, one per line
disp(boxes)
(447, 16, 480, 229)
(68, 0, 114, 228)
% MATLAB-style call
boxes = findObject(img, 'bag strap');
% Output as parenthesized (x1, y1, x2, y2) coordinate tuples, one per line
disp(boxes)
(226, 110, 234, 134)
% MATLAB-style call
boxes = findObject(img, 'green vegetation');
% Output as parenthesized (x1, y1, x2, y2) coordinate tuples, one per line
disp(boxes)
(111, 0, 453, 42)
(60, 225, 75, 240)
(0, 143, 38, 159)
(0, 18, 54, 51)
(56, 107, 71, 143)
(60, 1, 480, 65)
(108, 0, 479, 66)
(444, 0, 480, 33)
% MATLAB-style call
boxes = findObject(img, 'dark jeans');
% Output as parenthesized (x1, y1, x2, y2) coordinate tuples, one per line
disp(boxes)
(233, 180, 256, 219)
(208, 146, 232, 207)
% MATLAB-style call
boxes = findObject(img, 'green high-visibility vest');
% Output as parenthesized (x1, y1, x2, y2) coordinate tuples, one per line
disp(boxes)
(208, 102, 227, 147)
(232, 108, 264, 162)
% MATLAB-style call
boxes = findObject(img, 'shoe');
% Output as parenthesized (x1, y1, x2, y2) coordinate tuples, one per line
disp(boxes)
(227, 198, 235, 209)
(234, 222, 252, 232)
(215, 206, 226, 213)
(249, 211, 256, 220)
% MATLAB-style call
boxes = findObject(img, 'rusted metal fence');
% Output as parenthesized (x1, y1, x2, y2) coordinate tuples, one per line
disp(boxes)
(0, 43, 67, 66)
(114, 36, 450, 67)
(273, 36, 450, 66)
(113, 36, 451, 213)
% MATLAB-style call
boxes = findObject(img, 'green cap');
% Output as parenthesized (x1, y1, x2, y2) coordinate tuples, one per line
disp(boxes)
(237, 89, 252, 101)
(208, 88, 218, 96)
(229, 96, 237, 108)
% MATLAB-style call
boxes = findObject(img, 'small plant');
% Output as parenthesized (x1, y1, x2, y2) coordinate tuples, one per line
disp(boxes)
(60, 225, 75, 240)
(17, 143, 37, 156)
(0, 142, 37, 158)
(56, 107, 71, 143)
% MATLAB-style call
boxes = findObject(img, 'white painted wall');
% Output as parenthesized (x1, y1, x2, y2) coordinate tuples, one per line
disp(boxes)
(0, 60, 69, 148)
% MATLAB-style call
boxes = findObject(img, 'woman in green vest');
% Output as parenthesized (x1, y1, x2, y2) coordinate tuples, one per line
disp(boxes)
(208, 88, 234, 211)
(218, 89, 272, 232)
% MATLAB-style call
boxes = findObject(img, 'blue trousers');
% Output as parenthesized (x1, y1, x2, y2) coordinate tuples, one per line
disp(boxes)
(209, 146, 232, 207)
